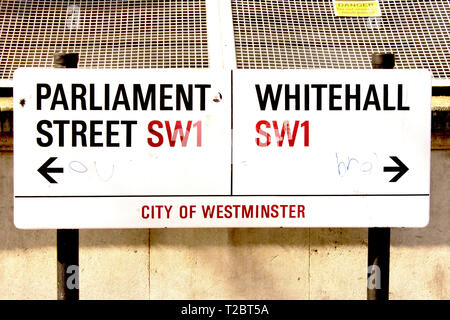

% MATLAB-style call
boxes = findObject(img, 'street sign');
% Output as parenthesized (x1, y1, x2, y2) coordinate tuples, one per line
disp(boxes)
(13, 69, 431, 229)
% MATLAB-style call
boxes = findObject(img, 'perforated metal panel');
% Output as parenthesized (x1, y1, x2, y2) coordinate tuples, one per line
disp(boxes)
(232, 0, 450, 80)
(1, 0, 449, 82)
(0, 0, 209, 80)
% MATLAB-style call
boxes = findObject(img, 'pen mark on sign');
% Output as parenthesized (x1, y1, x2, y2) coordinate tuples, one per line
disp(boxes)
(94, 161, 115, 182)
(336, 153, 374, 177)
(69, 161, 87, 174)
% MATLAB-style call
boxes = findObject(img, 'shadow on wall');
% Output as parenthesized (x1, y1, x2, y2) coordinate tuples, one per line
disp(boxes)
(0, 151, 449, 250)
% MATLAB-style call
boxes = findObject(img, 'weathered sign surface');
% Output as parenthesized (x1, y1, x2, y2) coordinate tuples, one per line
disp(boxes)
(14, 69, 431, 228)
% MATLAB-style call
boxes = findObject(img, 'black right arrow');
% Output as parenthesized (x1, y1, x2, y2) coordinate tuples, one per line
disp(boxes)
(38, 157, 64, 184)
(383, 156, 409, 182)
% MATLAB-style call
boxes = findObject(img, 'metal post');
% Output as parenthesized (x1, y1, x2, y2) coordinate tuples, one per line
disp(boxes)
(367, 53, 394, 300)
(54, 52, 80, 300)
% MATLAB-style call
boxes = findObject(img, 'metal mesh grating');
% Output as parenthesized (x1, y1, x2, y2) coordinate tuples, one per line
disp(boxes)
(0, 0, 209, 80)
(231, 0, 450, 79)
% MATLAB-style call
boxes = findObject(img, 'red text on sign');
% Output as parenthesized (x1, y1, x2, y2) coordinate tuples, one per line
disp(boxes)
(255, 120, 309, 147)
(147, 120, 202, 147)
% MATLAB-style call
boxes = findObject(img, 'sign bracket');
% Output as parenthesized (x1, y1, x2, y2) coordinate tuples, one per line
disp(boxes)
(367, 53, 394, 300)
(54, 52, 79, 301)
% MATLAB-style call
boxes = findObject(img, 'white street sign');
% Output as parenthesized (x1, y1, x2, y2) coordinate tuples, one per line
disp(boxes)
(13, 69, 431, 228)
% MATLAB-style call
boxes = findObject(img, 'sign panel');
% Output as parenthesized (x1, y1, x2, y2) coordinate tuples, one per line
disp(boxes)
(14, 69, 431, 228)
(14, 69, 231, 228)
(233, 69, 430, 228)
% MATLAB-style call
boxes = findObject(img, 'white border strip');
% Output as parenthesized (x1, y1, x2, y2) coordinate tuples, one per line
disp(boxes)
(0, 79, 13, 87)
(432, 79, 450, 87)
(205, 0, 223, 69)
(205, 0, 237, 69)
(218, 0, 237, 69)
(3, 77, 449, 87)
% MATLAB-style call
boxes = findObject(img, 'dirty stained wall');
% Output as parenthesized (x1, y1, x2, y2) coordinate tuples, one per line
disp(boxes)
(0, 101, 448, 300)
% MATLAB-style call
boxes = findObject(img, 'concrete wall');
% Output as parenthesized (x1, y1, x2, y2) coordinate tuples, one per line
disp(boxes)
(0, 148, 448, 299)
(0, 103, 448, 299)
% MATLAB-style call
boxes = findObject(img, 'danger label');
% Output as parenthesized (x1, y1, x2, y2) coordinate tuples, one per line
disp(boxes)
(334, 0, 381, 16)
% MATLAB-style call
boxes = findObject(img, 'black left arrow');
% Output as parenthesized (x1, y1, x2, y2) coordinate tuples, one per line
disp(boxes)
(383, 156, 409, 182)
(38, 157, 64, 183)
